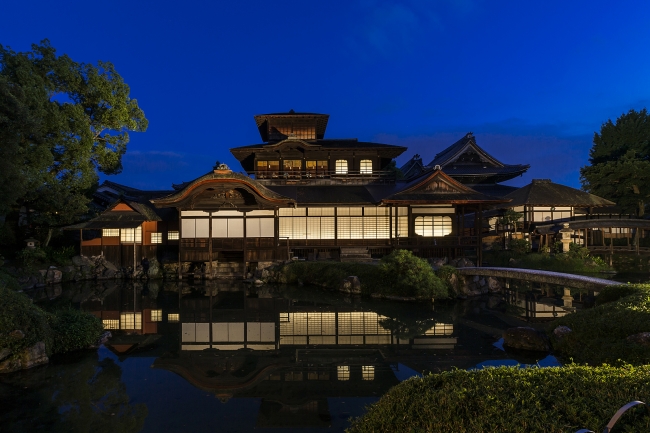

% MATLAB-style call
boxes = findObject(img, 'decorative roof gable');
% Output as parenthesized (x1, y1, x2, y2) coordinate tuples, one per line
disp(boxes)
(427, 133, 504, 168)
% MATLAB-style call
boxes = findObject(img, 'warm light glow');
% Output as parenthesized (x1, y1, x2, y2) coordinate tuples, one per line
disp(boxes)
(168, 313, 179, 322)
(362, 365, 375, 380)
(150, 309, 162, 321)
(167, 231, 179, 240)
(335, 159, 348, 174)
(337, 365, 350, 381)
(414, 216, 452, 237)
(151, 232, 162, 244)
(102, 229, 119, 237)
(360, 159, 373, 174)
(120, 227, 142, 243)
(102, 319, 119, 329)
(120, 312, 142, 330)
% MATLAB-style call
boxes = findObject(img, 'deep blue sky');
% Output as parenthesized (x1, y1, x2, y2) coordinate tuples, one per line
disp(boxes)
(2, 0, 649, 191)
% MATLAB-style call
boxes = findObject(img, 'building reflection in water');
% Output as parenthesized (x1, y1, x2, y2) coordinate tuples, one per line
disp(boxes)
(79, 281, 457, 428)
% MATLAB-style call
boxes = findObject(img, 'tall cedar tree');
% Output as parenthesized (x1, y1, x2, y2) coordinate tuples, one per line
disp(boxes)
(0, 40, 148, 245)
(580, 109, 650, 217)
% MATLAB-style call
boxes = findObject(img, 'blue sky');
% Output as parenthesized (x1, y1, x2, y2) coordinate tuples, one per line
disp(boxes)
(2, 0, 649, 190)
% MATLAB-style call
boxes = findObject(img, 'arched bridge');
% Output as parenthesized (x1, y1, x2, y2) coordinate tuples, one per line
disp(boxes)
(456, 267, 622, 290)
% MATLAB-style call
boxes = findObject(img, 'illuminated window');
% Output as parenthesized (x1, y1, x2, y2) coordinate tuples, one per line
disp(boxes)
(360, 159, 373, 174)
(120, 227, 142, 243)
(337, 365, 350, 381)
(283, 160, 302, 174)
(414, 216, 452, 237)
(280, 312, 290, 322)
(306, 160, 328, 175)
(120, 312, 142, 330)
(168, 231, 179, 240)
(362, 365, 375, 380)
(335, 160, 348, 174)
(150, 310, 162, 322)
(102, 229, 119, 237)
(102, 319, 119, 330)
(151, 232, 162, 244)
(168, 313, 179, 322)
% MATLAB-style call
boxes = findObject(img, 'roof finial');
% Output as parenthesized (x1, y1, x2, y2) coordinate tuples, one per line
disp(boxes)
(289, 109, 295, 113)
(466, 132, 473, 138)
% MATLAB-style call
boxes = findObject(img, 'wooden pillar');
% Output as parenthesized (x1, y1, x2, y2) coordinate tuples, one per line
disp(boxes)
(79, 229, 83, 256)
(208, 212, 213, 280)
(133, 227, 137, 278)
(584, 228, 587, 248)
(477, 205, 483, 266)
(178, 209, 182, 280)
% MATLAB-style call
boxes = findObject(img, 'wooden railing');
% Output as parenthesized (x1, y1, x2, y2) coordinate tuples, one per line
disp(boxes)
(252, 170, 397, 185)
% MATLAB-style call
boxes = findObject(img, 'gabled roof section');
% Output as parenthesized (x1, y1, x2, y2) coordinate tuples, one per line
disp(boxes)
(151, 169, 295, 208)
(399, 154, 425, 179)
(64, 197, 175, 230)
(503, 179, 616, 208)
(254, 110, 329, 142)
(381, 168, 509, 205)
(427, 132, 504, 168)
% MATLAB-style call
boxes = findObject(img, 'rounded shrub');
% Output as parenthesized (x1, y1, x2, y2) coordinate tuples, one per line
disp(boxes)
(50, 309, 103, 354)
(378, 249, 448, 299)
(0, 285, 54, 356)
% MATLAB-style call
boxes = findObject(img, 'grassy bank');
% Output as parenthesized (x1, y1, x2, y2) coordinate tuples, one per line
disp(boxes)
(484, 244, 612, 273)
(348, 365, 650, 433)
(274, 250, 449, 299)
(549, 284, 650, 365)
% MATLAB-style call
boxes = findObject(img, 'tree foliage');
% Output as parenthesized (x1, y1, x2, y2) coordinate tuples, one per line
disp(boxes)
(580, 109, 650, 217)
(379, 249, 448, 299)
(0, 40, 148, 243)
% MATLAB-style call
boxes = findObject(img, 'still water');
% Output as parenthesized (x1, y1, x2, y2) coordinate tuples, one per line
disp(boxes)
(1, 280, 560, 432)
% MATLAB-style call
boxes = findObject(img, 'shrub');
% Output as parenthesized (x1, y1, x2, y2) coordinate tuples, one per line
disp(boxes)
(348, 365, 650, 433)
(45, 245, 76, 266)
(0, 269, 20, 291)
(435, 265, 459, 296)
(0, 285, 54, 357)
(16, 246, 47, 267)
(379, 250, 448, 299)
(50, 309, 103, 354)
(548, 283, 650, 365)
(595, 284, 649, 306)
(509, 238, 530, 255)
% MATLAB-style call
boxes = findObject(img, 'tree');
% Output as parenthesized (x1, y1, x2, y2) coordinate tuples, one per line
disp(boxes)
(580, 109, 650, 217)
(0, 40, 148, 244)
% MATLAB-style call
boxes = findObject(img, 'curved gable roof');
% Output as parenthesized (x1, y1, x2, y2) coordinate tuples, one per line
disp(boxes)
(503, 179, 616, 207)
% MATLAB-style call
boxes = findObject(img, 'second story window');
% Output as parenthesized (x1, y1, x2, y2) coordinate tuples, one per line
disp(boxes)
(335, 159, 348, 174)
(283, 160, 301, 174)
(256, 160, 280, 177)
(360, 159, 373, 174)
(306, 160, 328, 175)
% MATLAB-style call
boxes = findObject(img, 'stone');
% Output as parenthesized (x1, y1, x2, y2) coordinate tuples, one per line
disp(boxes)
(46, 269, 62, 284)
(38, 269, 47, 277)
(456, 258, 475, 268)
(626, 332, 650, 347)
(254, 279, 264, 285)
(340, 276, 362, 294)
(260, 268, 270, 279)
(72, 255, 93, 267)
(0, 348, 11, 362)
(479, 278, 486, 287)
(503, 327, 550, 352)
(487, 277, 501, 292)
(429, 257, 448, 270)
(0, 341, 49, 373)
(9, 330, 25, 340)
(553, 326, 572, 339)
(487, 295, 502, 309)
(103, 268, 116, 279)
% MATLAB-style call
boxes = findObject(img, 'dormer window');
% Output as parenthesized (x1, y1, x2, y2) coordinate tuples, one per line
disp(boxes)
(335, 160, 348, 174)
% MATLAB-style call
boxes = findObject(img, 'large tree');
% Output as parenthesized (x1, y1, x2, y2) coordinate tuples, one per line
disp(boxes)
(580, 109, 650, 217)
(0, 40, 148, 244)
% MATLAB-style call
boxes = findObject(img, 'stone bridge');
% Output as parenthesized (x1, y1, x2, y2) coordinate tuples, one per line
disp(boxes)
(456, 267, 622, 290)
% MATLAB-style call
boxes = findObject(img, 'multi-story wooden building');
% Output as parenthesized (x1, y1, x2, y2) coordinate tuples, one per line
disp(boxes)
(72, 111, 511, 275)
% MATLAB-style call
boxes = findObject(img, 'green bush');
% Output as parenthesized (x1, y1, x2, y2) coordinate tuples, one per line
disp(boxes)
(595, 284, 649, 306)
(378, 250, 448, 299)
(0, 269, 20, 291)
(509, 238, 530, 255)
(435, 265, 459, 296)
(549, 284, 650, 365)
(278, 261, 384, 292)
(348, 365, 650, 433)
(45, 245, 76, 266)
(50, 309, 103, 354)
(0, 285, 54, 356)
(16, 246, 47, 267)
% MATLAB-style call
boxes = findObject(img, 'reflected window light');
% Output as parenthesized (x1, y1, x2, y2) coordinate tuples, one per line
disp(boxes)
(337, 365, 350, 381)
(167, 313, 179, 323)
(362, 365, 375, 380)
(150, 309, 162, 322)
(102, 319, 119, 330)
(120, 313, 142, 330)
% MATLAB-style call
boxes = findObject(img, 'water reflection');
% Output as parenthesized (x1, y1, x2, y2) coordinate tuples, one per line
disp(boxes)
(4, 280, 565, 432)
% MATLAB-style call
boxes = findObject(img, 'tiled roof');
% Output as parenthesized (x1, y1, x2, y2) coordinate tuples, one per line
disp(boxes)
(503, 179, 615, 207)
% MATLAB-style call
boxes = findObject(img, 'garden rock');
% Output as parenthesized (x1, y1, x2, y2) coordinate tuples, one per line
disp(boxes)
(72, 255, 93, 267)
(503, 327, 550, 352)
(0, 341, 49, 373)
(626, 332, 650, 347)
(340, 276, 362, 294)
(553, 325, 572, 339)
(46, 268, 62, 284)
(487, 277, 501, 292)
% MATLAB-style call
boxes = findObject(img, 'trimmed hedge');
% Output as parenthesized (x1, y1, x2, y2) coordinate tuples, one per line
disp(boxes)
(348, 365, 650, 433)
(50, 309, 103, 354)
(549, 284, 650, 365)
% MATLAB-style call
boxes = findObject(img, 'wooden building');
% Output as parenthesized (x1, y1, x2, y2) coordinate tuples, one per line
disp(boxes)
(70, 111, 509, 275)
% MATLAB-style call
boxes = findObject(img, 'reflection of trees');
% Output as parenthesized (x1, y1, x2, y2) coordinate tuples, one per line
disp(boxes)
(379, 317, 439, 340)
(1, 352, 147, 433)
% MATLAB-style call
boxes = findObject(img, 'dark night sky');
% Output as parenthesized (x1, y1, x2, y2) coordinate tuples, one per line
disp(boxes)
(2, 0, 649, 191)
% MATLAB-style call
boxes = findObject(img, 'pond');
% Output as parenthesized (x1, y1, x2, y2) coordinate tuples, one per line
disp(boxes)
(1, 280, 560, 432)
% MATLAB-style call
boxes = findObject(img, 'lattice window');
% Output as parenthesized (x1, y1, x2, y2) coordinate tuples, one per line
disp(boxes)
(168, 313, 179, 322)
(414, 216, 452, 237)
(362, 365, 375, 381)
(167, 231, 179, 240)
(151, 233, 162, 244)
(360, 159, 373, 174)
(120, 227, 142, 243)
(337, 365, 350, 381)
(335, 159, 348, 174)
(120, 312, 142, 330)
(150, 310, 162, 321)
(102, 229, 119, 237)
(102, 319, 119, 330)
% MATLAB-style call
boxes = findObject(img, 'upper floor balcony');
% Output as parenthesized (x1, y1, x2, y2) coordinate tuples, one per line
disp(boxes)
(252, 169, 398, 185)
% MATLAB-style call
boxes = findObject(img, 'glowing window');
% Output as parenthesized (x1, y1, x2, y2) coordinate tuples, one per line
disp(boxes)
(362, 365, 375, 381)
(335, 160, 348, 174)
(337, 365, 350, 381)
(168, 313, 179, 322)
(102, 229, 119, 237)
(414, 216, 452, 237)
(283, 160, 302, 173)
(168, 231, 179, 240)
(151, 310, 162, 322)
(102, 319, 119, 330)
(360, 159, 373, 174)
(120, 312, 142, 330)
(151, 232, 162, 244)
(120, 227, 142, 243)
